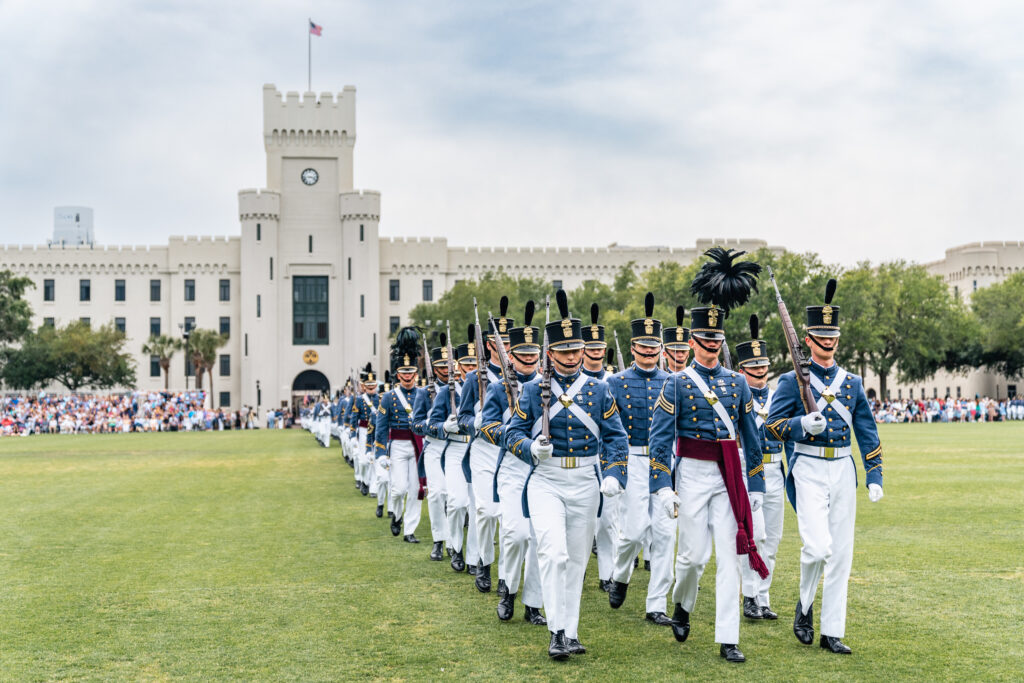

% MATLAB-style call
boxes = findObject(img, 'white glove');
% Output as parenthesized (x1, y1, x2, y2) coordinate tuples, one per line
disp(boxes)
(801, 412, 827, 435)
(656, 488, 681, 519)
(600, 477, 623, 497)
(443, 415, 460, 434)
(748, 492, 763, 513)
(868, 483, 884, 502)
(379, 456, 390, 470)
(473, 411, 483, 431)
(530, 439, 553, 462)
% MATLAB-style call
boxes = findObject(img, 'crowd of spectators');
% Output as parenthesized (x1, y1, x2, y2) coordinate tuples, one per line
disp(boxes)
(870, 396, 1024, 423)
(0, 392, 291, 437)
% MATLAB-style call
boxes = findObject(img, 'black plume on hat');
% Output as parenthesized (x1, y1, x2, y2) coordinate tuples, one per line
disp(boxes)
(439, 332, 447, 347)
(556, 289, 569, 318)
(690, 247, 761, 315)
(525, 300, 536, 326)
(467, 323, 475, 344)
(591, 303, 599, 324)
(500, 296, 509, 317)
(676, 305, 685, 326)
(645, 292, 654, 317)
(607, 348, 615, 364)
(749, 314, 759, 339)
(825, 278, 837, 304)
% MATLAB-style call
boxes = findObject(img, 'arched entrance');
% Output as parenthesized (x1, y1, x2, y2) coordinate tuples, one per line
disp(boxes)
(292, 370, 330, 412)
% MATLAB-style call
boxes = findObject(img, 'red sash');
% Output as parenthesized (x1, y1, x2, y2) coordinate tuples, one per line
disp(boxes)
(390, 428, 427, 500)
(677, 437, 770, 579)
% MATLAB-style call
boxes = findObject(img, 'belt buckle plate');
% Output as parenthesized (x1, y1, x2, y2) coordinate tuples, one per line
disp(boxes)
(561, 456, 578, 469)
(824, 447, 836, 459)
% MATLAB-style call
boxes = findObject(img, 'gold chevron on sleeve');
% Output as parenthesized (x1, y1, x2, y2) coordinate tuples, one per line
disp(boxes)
(865, 445, 882, 460)
(748, 464, 764, 477)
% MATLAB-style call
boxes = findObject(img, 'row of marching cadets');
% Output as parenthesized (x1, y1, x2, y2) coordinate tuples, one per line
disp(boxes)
(319, 247, 885, 663)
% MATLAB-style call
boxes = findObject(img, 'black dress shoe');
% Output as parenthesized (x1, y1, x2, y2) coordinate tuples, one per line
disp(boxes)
(429, 542, 444, 561)
(524, 606, 547, 625)
(592, 539, 598, 556)
(548, 630, 570, 660)
(820, 635, 852, 654)
(646, 611, 675, 626)
(403, 534, 419, 543)
(369, 492, 377, 499)
(497, 592, 515, 621)
(720, 644, 745, 663)
(760, 604, 778, 620)
(388, 511, 395, 521)
(743, 596, 764, 620)
(608, 581, 629, 609)
(390, 518, 402, 536)
(360, 483, 369, 496)
(634, 556, 639, 569)
(598, 579, 610, 592)
(566, 637, 586, 655)
(793, 600, 814, 645)
(497, 579, 508, 599)
(468, 563, 478, 576)
(644, 560, 651, 571)
(446, 546, 453, 558)
(475, 563, 492, 593)
(671, 603, 690, 642)
(375, 504, 384, 518)
(450, 551, 466, 572)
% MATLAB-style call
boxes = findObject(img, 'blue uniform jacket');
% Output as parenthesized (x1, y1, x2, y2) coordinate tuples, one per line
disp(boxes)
(648, 361, 766, 494)
(605, 364, 670, 487)
(427, 381, 467, 440)
(413, 381, 444, 437)
(348, 393, 379, 441)
(750, 384, 784, 458)
(373, 385, 421, 458)
(765, 361, 883, 508)
(457, 364, 502, 433)
(479, 371, 537, 449)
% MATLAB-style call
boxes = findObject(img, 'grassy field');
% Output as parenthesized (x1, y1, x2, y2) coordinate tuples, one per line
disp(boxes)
(0, 424, 1021, 681)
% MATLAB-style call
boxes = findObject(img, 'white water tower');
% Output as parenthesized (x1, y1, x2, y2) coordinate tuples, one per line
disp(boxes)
(52, 206, 94, 246)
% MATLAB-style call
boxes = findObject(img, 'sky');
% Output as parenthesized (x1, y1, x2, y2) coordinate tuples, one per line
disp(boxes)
(2, 0, 1024, 266)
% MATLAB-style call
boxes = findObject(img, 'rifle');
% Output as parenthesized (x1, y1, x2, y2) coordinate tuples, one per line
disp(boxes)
(612, 329, 627, 373)
(767, 266, 818, 413)
(473, 297, 488, 409)
(421, 335, 436, 403)
(721, 340, 734, 371)
(445, 320, 457, 415)
(489, 314, 519, 410)
(538, 316, 552, 452)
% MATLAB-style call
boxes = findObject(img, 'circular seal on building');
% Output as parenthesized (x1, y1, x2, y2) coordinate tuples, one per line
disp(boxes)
(303, 349, 319, 365)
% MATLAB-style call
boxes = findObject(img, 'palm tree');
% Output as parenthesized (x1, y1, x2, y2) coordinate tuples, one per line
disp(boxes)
(186, 328, 229, 400)
(141, 335, 182, 391)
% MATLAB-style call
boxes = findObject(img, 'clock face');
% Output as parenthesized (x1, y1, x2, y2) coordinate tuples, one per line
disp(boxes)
(301, 168, 319, 186)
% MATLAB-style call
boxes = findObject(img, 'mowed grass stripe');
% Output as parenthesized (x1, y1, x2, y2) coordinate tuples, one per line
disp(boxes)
(0, 424, 1021, 680)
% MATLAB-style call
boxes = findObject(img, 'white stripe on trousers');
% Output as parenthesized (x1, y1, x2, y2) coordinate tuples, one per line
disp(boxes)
(389, 439, 422, 535)
(527, 460, 599, 639)
(470, 440, 501, 568)
(496, 455, 543, 607)
(443, 442, 479, 563)
(422, 437, 448, 544)
(741, 461, 785, 606)
(594, 494, 619, 582)
(793, 455, 857, 638)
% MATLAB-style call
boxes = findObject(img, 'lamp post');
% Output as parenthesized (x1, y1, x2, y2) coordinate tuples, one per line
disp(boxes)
(179, 323, 191, 392)
(256, 380, 262, 413)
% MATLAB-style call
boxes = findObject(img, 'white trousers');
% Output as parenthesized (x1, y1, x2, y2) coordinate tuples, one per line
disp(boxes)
(741, 461, 785, 606)
(527, 461, 599, 639)
(374, 450, 390, 506)
(793, 455, 857, 638)
(357, 427, 373, 488)
(470, 440, 501, 567)
(422, 436, 448, 544)
(671, 457, 741, 645)
(496, 455, 543, 607)
(444, 442, 479, 562)
(389, 439, 422, 535)
(316, 418, 330, 446)
(594, 493, 619, 582)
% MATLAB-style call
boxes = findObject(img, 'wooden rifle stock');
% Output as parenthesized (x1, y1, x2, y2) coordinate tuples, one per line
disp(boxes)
(489, 315, 519, 410)
(766, 266, 818, 414)
(445, 320, 457, 415)
(473, 298, 488, 409)
(538, 319, 552, 446)
(721, 340, 734, 371)
(421, 337, 436, 403)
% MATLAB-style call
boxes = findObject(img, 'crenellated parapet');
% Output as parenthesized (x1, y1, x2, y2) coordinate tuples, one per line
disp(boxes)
(238, 189, 280, 220)
(262, 84, 356, 150)
(340, 190, 380, 222)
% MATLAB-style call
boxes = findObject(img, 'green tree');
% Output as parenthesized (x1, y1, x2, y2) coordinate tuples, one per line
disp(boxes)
(972, 271, 1024, 378)
(186, 328, 229, 397)
(1, 321, 136, 391)
(0, 270, 33, 348)
(141, 335, 183, 391)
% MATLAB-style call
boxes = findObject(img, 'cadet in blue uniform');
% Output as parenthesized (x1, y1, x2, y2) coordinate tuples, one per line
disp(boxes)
(735, 316, 784, 621)
(648, 306, 767, 663)
(604, 293, 674, 626)
(765, 279, 884, 655)
(348, 366, 381, 512)
(505, 289, 629, 660)
(435, 329, 480, 574)
(459, 299, 514, 591)
(662, 306, 691, 373)
(313, 393, 331, 447)
(414, 337, 453, 561)
(374, 349, 424, 542)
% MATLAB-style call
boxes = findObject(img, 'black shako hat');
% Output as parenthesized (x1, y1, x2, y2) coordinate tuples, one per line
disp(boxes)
(457, 324, 477, 364)
(584, 303, 606, 349)
(486, 296, 514, 342)
(545, 289, 584, 351)
(430, 332, 450, 366)
(735, 314, 770, 367)
(806, 278, 841, 338)
(630, 292, 663, 347)
(359, 363, 376, 384)
(509, 301, 541, 354)
(663, 305, 690, 349)
(689, 306, 725, 341)
(391, 327, 420, 374)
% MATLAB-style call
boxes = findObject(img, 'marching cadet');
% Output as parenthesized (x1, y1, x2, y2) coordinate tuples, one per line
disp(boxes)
(605, 294, 675, 627)
(505, 289, 629, 660)
(313, 393, 331, 447)
(765, 279, 884, 655)
(437, 328, 481, 574)
(735, 316, 784, 621)
(459, 298, 514, 591)
(413, 336, 453, 561)
(480, 302, 547, 626)
(374, 334, 425, 543)
(581, 305, 618, 592)
(366, 371, 393, 517)
(348, 365, 381, 507)
(334, 385, 350, 463)
(663, 306, 690, 372)
(648, 306, 769, 664)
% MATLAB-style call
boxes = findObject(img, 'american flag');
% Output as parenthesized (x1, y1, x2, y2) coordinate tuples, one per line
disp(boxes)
(309, 20, 322, 36)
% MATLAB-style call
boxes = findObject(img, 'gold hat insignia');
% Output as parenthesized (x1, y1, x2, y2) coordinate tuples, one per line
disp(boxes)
(676, 328, 684, 341)
(561, 318, 573, 336)
(591, 324, 600, 339)
(644, 319, 654, 334)
(708, 308, 719, 327)
(822, 305, 833, 325)
(524, 327, 534, 343)
(499, 319, 507, 333)
(751, 341, 761, 356)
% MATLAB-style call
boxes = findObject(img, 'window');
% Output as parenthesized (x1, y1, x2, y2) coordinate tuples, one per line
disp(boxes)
(292, 276, 329, 345)
(956, 386, 962, 398)
(150, 279, 161, 302)
(933, 387, 938, 399)
(114, 317, 126, 333)
(244, 333, 248, 356)
(389, 279, 400, 301)
(219, 354, 230, 376)
(80, 317, 90, 326)
(360, 224, 364, 241)
(186, 356, 195, 377)
(360, 294, 365, 318)
(897, 389, 902, 399)
(115, 279, 126, 302)
(219, 391, 231, 408)
(219, 316, 230, 336)
(308, 235, 313, 253)
(184, 279, 195, 301)
(347, 258, 351, 280)
(43, 279, 54, 301)
(269, 258, 274, 281)
(552, 279, 563, 290)
(954, 285, 959, 299)
(422, 279, 433, 302)
(150, 355, 161, 377)
(219, 279, 230, 301)
(908, 388, 912, 399)
(256, 223, 261, 241)
(184, 316, 195, 332)
(256, 295, 261, 318)
(372, 332, 376, 355)
(389, 316, 401, 334)
(80, 279, 91, 301)
(973, 280, 978, 291)
(150, 317, 161, 336)
(43, 317, 54, 328)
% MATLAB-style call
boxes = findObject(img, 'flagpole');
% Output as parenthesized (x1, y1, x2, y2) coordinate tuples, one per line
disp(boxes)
(307, 19, 311, 92)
